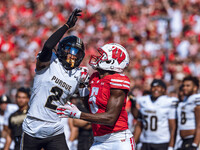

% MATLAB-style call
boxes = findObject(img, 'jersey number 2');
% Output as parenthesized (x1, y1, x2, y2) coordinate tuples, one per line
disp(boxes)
(45, 86, 63, 110)
(88, 87, 99, 114)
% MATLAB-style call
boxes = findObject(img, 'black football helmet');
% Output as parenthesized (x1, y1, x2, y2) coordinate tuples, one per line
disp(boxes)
(0, 95, 11, 104)
(57, 35, 85, 70)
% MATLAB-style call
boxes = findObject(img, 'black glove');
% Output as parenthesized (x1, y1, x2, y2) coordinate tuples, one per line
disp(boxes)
(66, 8, 82, 28)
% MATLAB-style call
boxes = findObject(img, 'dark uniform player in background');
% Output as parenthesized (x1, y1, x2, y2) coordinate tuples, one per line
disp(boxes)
(4, 87, 30, 150)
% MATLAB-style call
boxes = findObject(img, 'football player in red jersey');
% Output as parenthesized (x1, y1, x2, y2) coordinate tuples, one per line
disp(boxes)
(57, 43, 135, 150)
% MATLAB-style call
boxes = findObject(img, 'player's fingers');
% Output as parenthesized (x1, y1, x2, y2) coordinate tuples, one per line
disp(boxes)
(56, 107, 66, 111)
(57, 105, 67, 108)
(57, 112, 64, 115)
(72, 9, 80, 17)
(59, 104, 72, 109)
(75, 9, 82, 13)
(74, 9, 82, 16)
(76, 14, 81, 16)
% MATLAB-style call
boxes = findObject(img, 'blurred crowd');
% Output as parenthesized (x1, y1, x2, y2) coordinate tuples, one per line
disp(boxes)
(0, 0, 200, 99)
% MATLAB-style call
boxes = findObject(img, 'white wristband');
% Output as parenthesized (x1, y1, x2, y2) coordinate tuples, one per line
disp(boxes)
(167, 147, 174, 150)
(78, 87, 89, 97)
(192, 143, 198, 147)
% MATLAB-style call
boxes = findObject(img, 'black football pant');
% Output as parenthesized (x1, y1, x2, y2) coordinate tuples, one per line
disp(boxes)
(20, 132, 69, 150)
(177, 137, 196, 150)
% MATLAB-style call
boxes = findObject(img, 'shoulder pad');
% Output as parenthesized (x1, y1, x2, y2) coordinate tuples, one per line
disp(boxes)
(105, 73, 130, 91)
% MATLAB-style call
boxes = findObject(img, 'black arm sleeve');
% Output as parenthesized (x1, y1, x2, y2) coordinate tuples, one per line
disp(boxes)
(38, 25, 69, 62)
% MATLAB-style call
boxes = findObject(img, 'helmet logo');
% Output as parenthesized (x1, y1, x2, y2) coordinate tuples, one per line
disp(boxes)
(112, 46, 126, 64)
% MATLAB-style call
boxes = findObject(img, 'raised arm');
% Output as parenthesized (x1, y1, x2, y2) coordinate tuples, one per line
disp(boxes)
(36, 9, 82, 71)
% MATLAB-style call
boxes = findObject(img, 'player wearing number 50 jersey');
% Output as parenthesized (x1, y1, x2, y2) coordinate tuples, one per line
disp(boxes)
(134, 79, 178, 150)
(57, 43, 135, 150)
(177, 76, 200, 150)
(21, 9, 85, 150)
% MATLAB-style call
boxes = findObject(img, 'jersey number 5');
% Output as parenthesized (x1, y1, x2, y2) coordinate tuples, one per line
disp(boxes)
(88, 87, 99, 114)
(45, 86, 63, 110)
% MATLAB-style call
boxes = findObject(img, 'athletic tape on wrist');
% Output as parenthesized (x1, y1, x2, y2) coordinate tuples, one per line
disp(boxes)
(78, 87, 89, 97)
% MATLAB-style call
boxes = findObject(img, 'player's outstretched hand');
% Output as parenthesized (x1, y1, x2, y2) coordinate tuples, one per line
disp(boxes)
(56, 102, 81, 119)
(66, 8, 82, 28)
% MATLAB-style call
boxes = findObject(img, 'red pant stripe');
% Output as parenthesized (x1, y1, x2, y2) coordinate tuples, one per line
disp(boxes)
(130, 137, 135, 150)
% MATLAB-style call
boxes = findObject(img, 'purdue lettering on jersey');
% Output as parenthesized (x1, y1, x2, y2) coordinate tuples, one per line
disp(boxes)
(51, 76, 72, 91)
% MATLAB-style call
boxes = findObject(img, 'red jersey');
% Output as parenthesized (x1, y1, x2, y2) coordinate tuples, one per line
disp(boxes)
(88, 72, 130, 136)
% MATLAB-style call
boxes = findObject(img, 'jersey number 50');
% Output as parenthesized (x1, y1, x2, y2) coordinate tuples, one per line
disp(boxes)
(144, 115, 158, 131)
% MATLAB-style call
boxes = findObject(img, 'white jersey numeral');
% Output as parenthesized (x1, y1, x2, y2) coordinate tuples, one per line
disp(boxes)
(88, 87, 99, 114)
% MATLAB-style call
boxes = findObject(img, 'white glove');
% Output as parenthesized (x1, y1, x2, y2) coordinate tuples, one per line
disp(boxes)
(56, 102, 81, 119)
(80, 66, 90, 84)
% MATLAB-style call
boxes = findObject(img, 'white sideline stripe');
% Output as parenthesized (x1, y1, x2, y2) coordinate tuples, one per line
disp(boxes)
(110, 82, 130, 88)
(111, 79, 130, 85)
